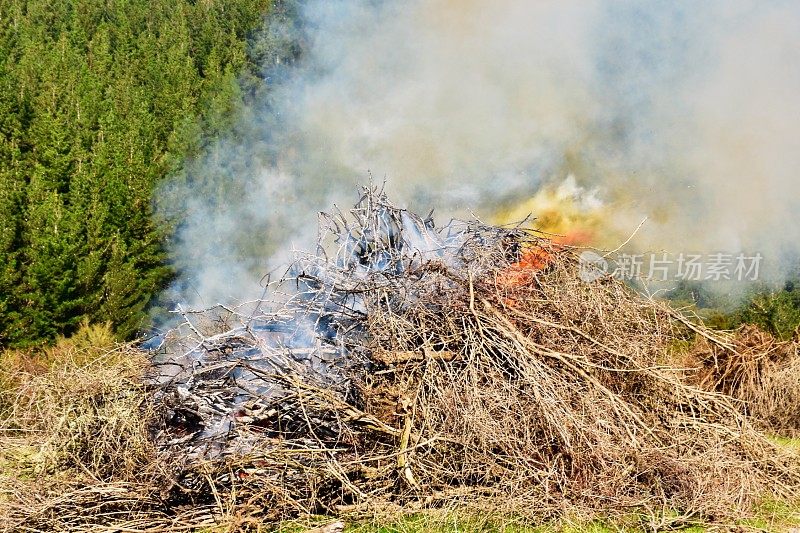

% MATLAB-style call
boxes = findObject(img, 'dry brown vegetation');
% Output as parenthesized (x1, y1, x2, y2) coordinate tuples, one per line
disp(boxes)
(2, 215, 800, 531)
(687, 324, 800, 436)
(0, 326, 169, 531)
(348, 243, 800, 521)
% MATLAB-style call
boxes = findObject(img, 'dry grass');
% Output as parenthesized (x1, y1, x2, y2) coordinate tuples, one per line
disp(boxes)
(687, 324, 800, 435)
(0, 325, 170, 531)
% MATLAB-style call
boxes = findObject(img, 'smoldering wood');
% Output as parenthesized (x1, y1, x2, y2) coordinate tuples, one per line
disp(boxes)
(134, 185, 800, 523)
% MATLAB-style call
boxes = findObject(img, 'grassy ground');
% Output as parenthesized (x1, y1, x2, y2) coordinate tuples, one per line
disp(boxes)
(273, 503, 800, 533)
(272, 500, 800, 532)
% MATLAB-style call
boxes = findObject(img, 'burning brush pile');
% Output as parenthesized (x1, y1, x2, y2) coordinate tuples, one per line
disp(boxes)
(3, 187, 800, 530)
(149, 187, 799, 518)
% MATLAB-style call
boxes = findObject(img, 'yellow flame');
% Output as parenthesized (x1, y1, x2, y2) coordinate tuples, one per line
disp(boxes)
(492, 175, 607, 244)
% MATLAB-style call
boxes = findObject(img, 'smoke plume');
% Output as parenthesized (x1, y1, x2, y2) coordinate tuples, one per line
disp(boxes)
(159, 0, 800, 306)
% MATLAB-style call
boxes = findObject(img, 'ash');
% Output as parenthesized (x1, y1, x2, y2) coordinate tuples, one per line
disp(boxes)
(148, 187, 519, 457)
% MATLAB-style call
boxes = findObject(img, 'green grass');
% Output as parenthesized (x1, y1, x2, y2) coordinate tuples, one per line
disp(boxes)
(739, 497, 800, 531)
(266, 498, 800, 533)
(770, 435, 800, 453)
(345, 514, 543, 532)
(271, 512, 706, 533)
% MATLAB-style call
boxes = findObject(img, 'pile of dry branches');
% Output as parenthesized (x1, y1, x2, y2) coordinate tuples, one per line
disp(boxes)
(3, 188, 800, 531)
(688, 324, 800, 436)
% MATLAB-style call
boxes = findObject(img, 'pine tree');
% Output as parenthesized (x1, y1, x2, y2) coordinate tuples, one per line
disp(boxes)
(0, 0, 273, 346)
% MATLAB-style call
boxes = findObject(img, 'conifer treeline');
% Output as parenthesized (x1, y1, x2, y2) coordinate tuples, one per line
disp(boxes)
(0, 0, 272, 345)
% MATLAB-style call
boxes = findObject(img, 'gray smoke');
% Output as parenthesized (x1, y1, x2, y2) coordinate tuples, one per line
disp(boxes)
(158, 0, 800, 307)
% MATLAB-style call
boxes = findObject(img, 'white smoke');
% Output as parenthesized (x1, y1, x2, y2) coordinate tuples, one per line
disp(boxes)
(160, 0, 800, 306)
(596, 1, 800, 273)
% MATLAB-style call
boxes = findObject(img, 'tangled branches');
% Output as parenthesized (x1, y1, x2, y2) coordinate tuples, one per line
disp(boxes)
(3, 188, 799, 531)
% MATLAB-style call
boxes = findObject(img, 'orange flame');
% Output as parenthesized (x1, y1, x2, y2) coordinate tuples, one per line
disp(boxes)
(497, 229, 592, 290)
